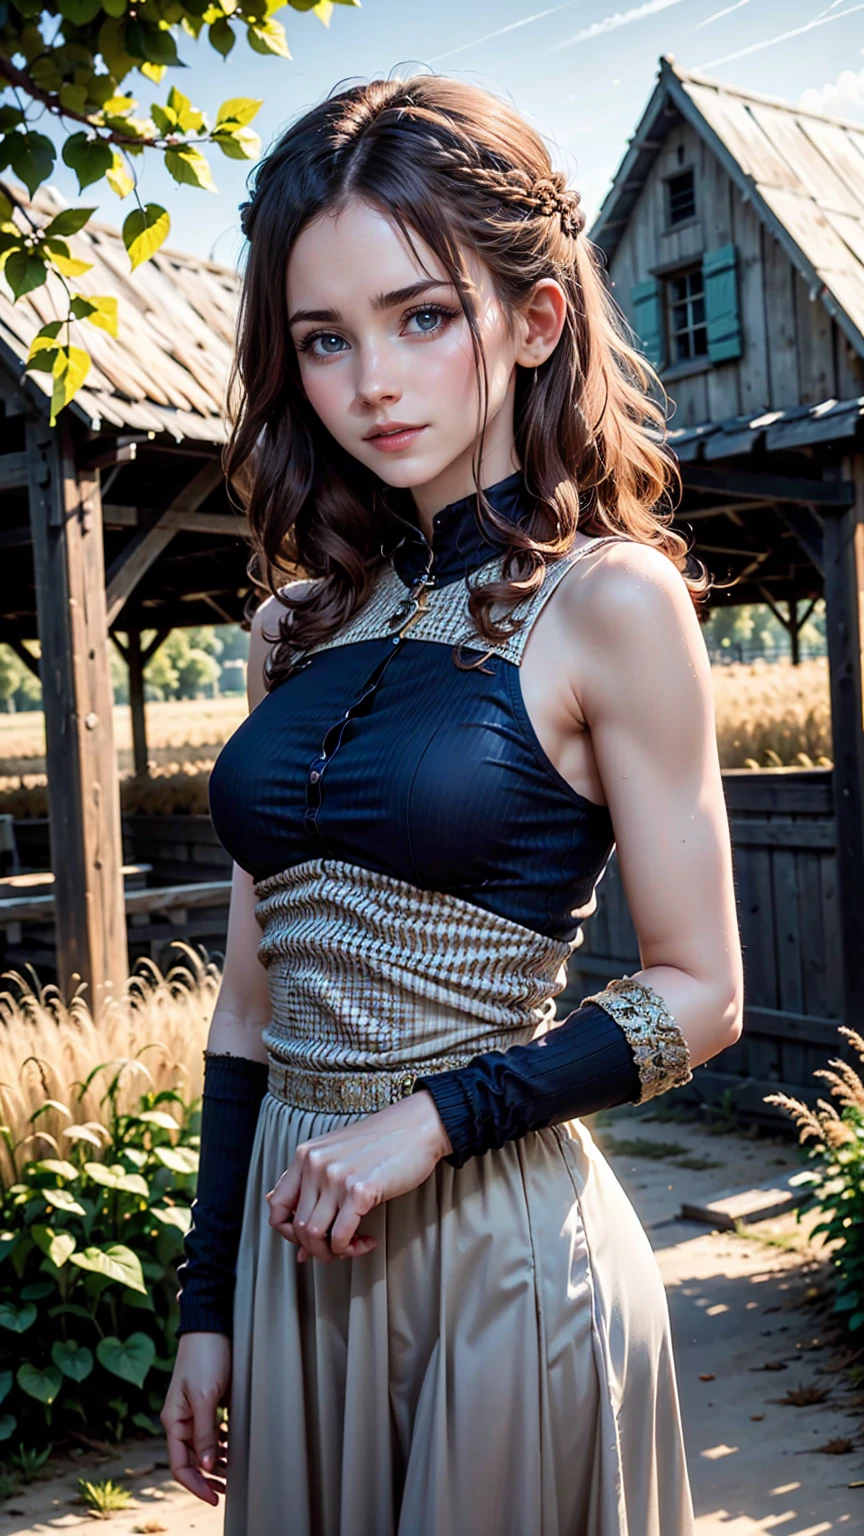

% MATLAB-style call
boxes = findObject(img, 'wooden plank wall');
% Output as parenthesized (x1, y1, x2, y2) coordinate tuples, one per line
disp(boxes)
(607, 120, 864, 423)
(560, 769, 843, 1122)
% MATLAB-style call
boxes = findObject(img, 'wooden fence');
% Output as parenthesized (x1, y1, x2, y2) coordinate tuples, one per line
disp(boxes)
(5, 771, 847, 1119)
(560, 769, 840, 1120)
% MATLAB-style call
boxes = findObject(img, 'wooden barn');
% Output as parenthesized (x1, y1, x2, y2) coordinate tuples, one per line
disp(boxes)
(0, 188, 245, 1011)
(569, 57, 864, 1114)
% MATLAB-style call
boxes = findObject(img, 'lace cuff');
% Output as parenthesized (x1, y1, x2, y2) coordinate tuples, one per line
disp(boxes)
(581, 977, 693, 1101)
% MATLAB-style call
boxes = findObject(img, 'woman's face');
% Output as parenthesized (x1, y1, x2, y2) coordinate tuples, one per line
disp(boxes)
(285, 197, 522, 506)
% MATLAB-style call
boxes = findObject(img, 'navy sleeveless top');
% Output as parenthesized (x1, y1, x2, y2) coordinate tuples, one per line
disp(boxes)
(208, 472, 617, 944)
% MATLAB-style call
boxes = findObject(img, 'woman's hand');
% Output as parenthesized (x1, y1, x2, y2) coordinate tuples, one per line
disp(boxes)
(161, 1332, 231, 1505)
(266, 1089, 452, 1262)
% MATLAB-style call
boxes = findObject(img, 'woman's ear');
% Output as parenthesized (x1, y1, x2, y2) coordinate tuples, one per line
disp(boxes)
(515, 279, 567, 368)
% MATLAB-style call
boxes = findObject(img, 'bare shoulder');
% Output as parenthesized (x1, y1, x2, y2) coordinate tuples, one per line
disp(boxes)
(562, 537, 704, 657)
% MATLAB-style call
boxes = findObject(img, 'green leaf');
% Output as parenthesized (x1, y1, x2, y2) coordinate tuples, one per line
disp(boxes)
(164, 144, 216, 192)
(40, 1186, 86, 1216)
(167, 85, 206, 133)
(62, 133, 115, 192)
(136, 1110, 181, 1131)
(102, 0, 127, 14)
(17, 1362, 62, 1405)
(32, 1158, 79, 1182)
(50, 343, 91, 425)
(0, 1415, 16, 1442)
(0, 106, 25, 132)
(69, 1243, 146, 1294)
(213, 126, 260, 162)
(59, 0, 103, 22)
(21, 1281, 55, 1301)
(48, 1302, 95, 1322)
(0, 1371, 12, 1405)
(84, 1163, 150, 1197)
(70, 294, 119, 336)
(849, 1310, 864, 1331)
(215, 96, 262, 128)
(835, 1291, 860, 1312)
(152, 1145, 198, 1176)
(64, 1125, 105, 1149)
(7, 132, 56, 196)
(106, 152, 135, 200)
(0, 1302, 37, 1333)
(122, 204, 170, 271)
(96, 1332, 156, 1389)
(42, 208, 96, 239)
(208, 17, 236, 54)
(247, 16, 291, 55)
(0, 1233, 17, 1263)
(52, 1339, 94, 1383)
(29, 1099, 72, 1124)
(127, 21, 180, 66)
(151, 1205, 192, 1235)
(5, 248, 47, 300)
(32, 1226, 76, 1269)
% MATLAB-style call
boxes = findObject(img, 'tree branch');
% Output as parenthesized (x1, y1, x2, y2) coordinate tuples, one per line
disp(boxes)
(0, 55, 158, 148)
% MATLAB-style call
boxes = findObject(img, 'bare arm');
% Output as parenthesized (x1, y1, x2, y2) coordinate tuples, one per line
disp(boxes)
(569, 541, 743, 1062)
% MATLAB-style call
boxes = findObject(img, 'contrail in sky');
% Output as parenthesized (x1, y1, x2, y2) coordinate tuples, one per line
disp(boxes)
(548, 0, 689, 51)
(698, 2, 864, 66)
(429, 0, 691, 64)
(696, 0, 752, 28)
(427, 1, 583, 63)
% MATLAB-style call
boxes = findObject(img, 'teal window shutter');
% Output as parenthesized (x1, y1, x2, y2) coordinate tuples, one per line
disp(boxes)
(630, 277, 665, 369)
(702, 244, 742, 362)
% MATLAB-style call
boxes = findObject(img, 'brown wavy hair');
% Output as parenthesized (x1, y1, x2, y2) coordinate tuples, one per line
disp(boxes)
(224, 73, 704, 689)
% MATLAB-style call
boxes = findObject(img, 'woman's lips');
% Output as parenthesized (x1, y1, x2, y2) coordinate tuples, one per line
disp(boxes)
(365, 425, 426, 452)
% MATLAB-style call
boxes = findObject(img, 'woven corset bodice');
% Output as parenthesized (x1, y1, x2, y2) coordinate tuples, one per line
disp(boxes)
(254, 859, 578, 1079)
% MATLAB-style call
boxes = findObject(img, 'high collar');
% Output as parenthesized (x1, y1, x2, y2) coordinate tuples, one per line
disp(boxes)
(390, 470, 535, 588)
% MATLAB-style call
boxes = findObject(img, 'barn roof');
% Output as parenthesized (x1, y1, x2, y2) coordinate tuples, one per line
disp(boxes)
(0, 187, 240, 443)
(590, 56, 864, 361)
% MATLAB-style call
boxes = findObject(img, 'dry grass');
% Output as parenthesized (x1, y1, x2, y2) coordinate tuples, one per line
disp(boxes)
(712, 659, 831, 769)
(0, 697, 246, 776)
(0, 945, 217, 1186)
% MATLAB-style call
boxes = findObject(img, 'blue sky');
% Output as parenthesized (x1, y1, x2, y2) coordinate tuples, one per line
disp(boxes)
(40, 0, 864, 266)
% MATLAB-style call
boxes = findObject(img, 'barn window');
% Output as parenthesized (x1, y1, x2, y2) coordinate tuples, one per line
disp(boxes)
(666, 168, 696, 226)
(667, 266, 708, 362)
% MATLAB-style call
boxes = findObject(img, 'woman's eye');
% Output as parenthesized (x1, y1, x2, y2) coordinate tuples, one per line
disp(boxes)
(299, 332, 347, 358)
(405, 306, 455, 336)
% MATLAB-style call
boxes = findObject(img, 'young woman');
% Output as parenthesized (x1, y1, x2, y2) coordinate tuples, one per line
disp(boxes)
(161, 74, 743, 1536)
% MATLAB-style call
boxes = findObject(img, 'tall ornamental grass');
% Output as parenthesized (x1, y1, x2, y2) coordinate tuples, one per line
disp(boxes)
(766, 1027, 864, 1334)
(0, 949, 217, 1456)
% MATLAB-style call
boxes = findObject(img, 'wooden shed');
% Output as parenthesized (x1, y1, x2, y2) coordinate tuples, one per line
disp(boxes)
(0, 188, 247, 1012)
(571, 57, 864, 1109)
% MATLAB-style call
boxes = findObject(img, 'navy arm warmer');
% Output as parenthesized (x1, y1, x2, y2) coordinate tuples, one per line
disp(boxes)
(414, 1000, 642, 1169)
(176, 1053, 269, 1338)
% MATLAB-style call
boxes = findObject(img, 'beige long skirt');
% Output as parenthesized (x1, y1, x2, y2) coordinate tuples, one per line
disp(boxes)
(225, 1092, 694, 1536)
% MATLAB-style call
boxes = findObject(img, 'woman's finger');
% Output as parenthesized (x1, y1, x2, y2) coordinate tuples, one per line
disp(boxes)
(265, 1159, 303, 1227)
(292, 1181, 342, 1262)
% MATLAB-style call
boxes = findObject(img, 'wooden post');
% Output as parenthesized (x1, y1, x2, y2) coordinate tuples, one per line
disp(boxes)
(822, 454, 864, 1031)
(127, 631, 148, 777)
(26, 413, 128, 1014)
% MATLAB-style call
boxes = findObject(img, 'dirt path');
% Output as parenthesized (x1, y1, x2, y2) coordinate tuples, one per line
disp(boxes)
(2, 1107, 860, 1534)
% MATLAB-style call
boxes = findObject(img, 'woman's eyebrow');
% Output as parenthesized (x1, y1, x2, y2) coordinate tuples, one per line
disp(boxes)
(287, 278, 456, 328)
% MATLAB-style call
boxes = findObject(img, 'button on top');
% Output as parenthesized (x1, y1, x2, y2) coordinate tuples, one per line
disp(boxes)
(309, 769, 321, 784)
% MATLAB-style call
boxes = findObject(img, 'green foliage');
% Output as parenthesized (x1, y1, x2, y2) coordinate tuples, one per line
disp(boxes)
(766, 1026, 864, 1335)
(0, 0, 361, 420)
(78, 1476, 133, 1514)
(0, 1057, 199, 1450)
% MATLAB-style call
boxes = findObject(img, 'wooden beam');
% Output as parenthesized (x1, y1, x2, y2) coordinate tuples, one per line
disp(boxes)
(0, 450, 28, 490)
(105, 519, 176, 628)
(104, 460, 225, 627)
(127, 630, 148, 777)
(26, 413, 128, 1013)
(684, 467, 855, 508)
(103, 505, 246, 538)
(0, 632, 40, 679)
(774, 503, 824, 574)
(822, 454, 864, 1031)
(0, 878, 231, 925)
(142, 627, 170, 666)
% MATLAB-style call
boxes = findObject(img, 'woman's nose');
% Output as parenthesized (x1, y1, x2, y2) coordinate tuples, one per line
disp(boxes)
(355, 350, 402, 408)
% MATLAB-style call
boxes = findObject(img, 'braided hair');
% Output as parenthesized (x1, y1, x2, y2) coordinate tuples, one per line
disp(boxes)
(225, 75, 700, 688)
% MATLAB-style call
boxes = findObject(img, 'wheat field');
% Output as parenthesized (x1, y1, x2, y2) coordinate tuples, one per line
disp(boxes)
(0, 660, 834, 818)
